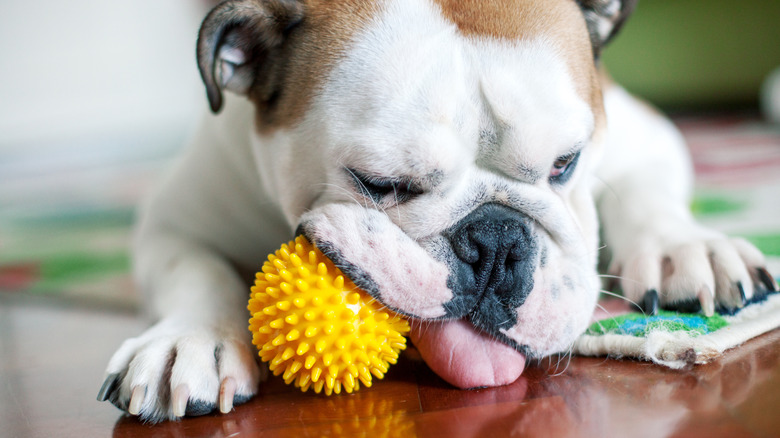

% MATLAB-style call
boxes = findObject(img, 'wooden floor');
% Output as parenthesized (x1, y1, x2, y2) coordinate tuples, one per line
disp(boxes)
(2, 295, 779, 438)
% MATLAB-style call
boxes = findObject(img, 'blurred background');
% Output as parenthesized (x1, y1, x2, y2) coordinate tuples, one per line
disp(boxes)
(0, 0, 211, 309)
(604, 0, 780, 110)
(0, 0, 779, 311)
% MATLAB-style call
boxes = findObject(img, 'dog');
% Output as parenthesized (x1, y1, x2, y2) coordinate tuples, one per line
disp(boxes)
(97, 0, 778, 423)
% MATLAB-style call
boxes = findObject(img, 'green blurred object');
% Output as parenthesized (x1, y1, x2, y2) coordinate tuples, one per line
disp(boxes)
(0, 206, 138, 310)
(38, 252, 129, 290)
(745, 233, 780, 257)
(691, 193, 746, 217)
(603, 0, 780, 109)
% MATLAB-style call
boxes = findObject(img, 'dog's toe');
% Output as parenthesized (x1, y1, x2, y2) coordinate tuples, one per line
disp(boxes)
(100, 322, 263, 423)
(613, 234, 776, 317)
(169, 384, 219, 417)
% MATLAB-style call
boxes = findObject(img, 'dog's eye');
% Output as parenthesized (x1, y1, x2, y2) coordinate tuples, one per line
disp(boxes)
(347, 169, 423, 205)
(549, 150, 581, 184)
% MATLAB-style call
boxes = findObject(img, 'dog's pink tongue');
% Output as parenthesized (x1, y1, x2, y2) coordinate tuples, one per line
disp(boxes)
(411, 319, 526, 389)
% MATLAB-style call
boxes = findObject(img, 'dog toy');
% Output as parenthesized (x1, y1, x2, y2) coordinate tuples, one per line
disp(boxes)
(248, 236, 410, 395)
(575, 289, 780, 369)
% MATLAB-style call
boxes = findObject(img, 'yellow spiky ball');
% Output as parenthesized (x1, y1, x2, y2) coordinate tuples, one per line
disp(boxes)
(248, 236, 410, 395)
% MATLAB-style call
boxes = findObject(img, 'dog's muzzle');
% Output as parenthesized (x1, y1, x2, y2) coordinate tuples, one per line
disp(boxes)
(443, 203, 538, 334)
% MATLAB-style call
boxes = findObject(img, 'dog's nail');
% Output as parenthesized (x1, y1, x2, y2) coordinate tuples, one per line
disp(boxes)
(736, 282, 747, 308)
(757, 267, 778, 292)
(173, 384, 190, 418)
(219, 378, 237, 414)
(97, 373, 120, 402)
(698, 288, 715, 317)
(640, 289, 659, 315)
(128, 386, 146, 416)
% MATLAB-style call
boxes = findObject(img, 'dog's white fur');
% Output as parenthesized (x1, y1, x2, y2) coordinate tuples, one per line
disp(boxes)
(101, 0, 770, 422)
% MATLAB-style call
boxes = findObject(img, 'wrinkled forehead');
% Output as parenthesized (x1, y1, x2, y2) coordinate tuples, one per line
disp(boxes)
(311, 0, 599, 166)
(322, 0, 598, 106)
(431, 0, 600, 105)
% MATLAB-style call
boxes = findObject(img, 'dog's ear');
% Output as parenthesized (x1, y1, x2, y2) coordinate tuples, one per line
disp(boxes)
(197, 0, 304, 113)
(575, 0, 638, 58)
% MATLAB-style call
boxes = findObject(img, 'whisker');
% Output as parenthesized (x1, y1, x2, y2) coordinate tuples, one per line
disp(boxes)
(312, 183, 364, 209)
(597, 273, 646, 288)
(344, 168, 382, 212)
(550, 348, 572, 377)
(594, 302, 612, 318)
(591, 303, 612, 334)
(593, 175, 621, 205)
(593, 301, 636, 335)
(563, 348, 573, 374)
(554, 352, 565, 375)
(599, 289, 643, 314)
(587, 243, 609, 258)
(392, 184, 402, 223)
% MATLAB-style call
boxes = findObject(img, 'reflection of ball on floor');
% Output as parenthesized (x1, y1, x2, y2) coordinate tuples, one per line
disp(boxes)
(761, 67, 780, 124)
(248, 236, 410, 395)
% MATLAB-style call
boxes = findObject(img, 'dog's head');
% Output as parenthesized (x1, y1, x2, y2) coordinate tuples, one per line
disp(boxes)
(197, 0, 636, 387)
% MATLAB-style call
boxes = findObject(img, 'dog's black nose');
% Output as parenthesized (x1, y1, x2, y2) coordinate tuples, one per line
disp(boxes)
(444, 203, 537, 330)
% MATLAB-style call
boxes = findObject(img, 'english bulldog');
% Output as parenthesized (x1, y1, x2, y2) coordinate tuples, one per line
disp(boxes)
(98, 0, 778, 423)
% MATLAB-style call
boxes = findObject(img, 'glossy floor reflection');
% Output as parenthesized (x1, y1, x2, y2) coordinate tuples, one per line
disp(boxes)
(2, 296, 778, 438)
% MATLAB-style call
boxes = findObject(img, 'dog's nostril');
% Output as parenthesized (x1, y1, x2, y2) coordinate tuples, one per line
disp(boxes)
(460, 244, 480, 265)
(456, 226, 506, 266)
(447, 205, 534, 296)
(508, 241, 524, 261)
(451, 229, 480, 264)
(443, 203, 537, 327)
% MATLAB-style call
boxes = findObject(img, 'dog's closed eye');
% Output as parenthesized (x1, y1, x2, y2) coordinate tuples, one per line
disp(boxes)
(347, 168, 424, 205)
(549, 150, 582, 185)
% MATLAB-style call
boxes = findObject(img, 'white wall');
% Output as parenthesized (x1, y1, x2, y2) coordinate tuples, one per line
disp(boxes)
(0, 0, 209, 155)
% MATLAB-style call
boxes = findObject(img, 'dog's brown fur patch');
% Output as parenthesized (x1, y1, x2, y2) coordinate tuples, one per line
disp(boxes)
(254, 0, 605, 136)
(431, 0, 604, 133)
(432, 0, 560, 40)
(251, 0, 382, 134)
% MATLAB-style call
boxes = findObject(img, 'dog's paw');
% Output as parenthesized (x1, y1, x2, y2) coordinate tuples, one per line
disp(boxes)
(611, 233, 778, 316)
(97, 318, 264, 423)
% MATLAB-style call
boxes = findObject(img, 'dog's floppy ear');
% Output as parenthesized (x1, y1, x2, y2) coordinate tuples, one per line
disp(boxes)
(575, 0, 638, 58)
(197, 0, 304, 113)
